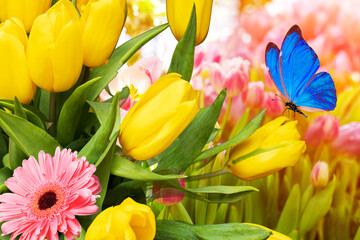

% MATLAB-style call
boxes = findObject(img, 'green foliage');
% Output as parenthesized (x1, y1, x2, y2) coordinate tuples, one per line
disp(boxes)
(167, 6, 196, 81)
(155, 221, 272, 240)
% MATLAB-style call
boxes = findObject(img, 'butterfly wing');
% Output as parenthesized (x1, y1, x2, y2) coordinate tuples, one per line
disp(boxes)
(265, 43, 290, 101)
(295, 72, 337, 111)
(280, 25, 320, 102)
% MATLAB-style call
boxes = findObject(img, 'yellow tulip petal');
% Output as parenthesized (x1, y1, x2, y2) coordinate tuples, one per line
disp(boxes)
(229, 141, 306, 180)
(86, 198, 155, 240)
(0, 32, 35, 104)
(27, 0, 83, 92)
(51, 20, 83, 92)
(128, 97, 199, 160)
(81, 0, 126, 68)
(119, 73, 199, 160)
(167, 0, 213, 45)
(2, 0, 51, 32)
(0, 18, 28, 49)
(27, 14, 54, 92)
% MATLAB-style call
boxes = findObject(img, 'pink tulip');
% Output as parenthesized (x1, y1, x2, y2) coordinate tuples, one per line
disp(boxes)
(264, 92, 283, 117)
(241, 81, 265, 109)
(304, 114, 339, 146)
(331, 122, 360, 157)
(209, 57, 250, 98)
(153, 178, 186, 206)
(310, 161, 329, 189)
(99, 56, 163, 119)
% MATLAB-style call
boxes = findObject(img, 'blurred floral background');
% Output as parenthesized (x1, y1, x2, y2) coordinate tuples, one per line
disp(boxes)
(114, 0, 360, 239)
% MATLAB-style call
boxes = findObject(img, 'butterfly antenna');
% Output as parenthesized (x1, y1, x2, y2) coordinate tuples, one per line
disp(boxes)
(272, 93, 286, 103)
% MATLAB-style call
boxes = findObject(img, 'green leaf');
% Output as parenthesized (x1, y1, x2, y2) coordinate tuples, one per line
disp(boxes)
(194, 109, 266, 162)
(156, 89, 226, 172)
(0, 167, 12, 194)
(0, 100, 46, 129)
(186, 185, 257, 203)
(78, 132, 118, 230)
(159, 178, 257, 204)
(0, 110, 60, 157)
(299, 177, 336, 235)
(155, 221, 272, 240)
(276, 184, 300, 235)
(8, 98, 28, 169)
(87, 87, 129, 125)
(87, 24, 168, 101)
(167, 5, 196, 81)
(78, 92, 120, 165)
(57, 78, 101, 146)
(207, 128, 220, 144)
(111, 155, 185, 181)
(0, 130, 8, 165)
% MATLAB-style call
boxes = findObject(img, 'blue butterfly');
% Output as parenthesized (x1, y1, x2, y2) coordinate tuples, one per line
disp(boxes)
(265, 25, 337, 118)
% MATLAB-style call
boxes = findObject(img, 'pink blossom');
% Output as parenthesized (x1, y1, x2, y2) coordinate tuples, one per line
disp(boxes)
(331, 122, 360, 157)
(0, 147, 101, 240)
(263, 92, 283, 117)
(209, 57, 250, 98)
(153, 178, 186, 206)
(304, 114, 339, 146)
(310, 161, 329, 189)
(99, 56, 163, 118)
(241, 81, 265, 109)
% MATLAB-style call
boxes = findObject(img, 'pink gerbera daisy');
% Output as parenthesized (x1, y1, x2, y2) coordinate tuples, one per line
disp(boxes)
(0, 147, 101, 240)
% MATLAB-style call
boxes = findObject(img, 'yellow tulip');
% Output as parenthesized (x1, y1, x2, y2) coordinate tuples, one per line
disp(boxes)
(0, 19, 35, 103)
(85, 197, 156, 240)
(0, 0, 52, 33)
(332, 86, 360, 124)
(244, 223, 292, 240)
(227, 117, 306, 180)
(119, 73, 199, 160)
(27, 0, 83, 92)
(166, 0, 213, 45)
(81, 0, 127, 68)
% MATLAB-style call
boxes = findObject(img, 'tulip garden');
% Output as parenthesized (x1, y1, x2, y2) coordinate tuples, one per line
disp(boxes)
(0, 0, 359, 239)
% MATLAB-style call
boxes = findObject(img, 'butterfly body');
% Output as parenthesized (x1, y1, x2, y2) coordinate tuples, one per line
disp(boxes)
(284, 101, 307, 118)
(265, 25, 337, 117)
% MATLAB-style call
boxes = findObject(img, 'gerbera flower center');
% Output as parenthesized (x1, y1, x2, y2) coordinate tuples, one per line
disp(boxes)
(28, 183, 68, 220)
(38, 191, 57, 210)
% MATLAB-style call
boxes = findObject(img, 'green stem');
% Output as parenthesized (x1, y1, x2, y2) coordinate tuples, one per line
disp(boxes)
(186, 168, 230, 182)
(49, 92, 57, 136)
(220, 97, 232, 139)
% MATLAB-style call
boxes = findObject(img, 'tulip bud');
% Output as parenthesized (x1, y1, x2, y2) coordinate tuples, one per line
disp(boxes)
(331, 122, 360, 157)
(81, 0, 127, 68)
(310, 161, 329, 189)
(166, 0, 213, 45)
(0, 19, 35, 103)
(0, 0, 52, 33)
(153, 178, 185, 206)
(119, 73, 199, 160)
(209, 57, 250, 98)
(264, 92, 283, 117)
(304, 114, 339, 146)
(241, 81, 265, 108)
(86, 197, 156, 240)
(27, 0, 83, 92)
(227, 117, 306, 180)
